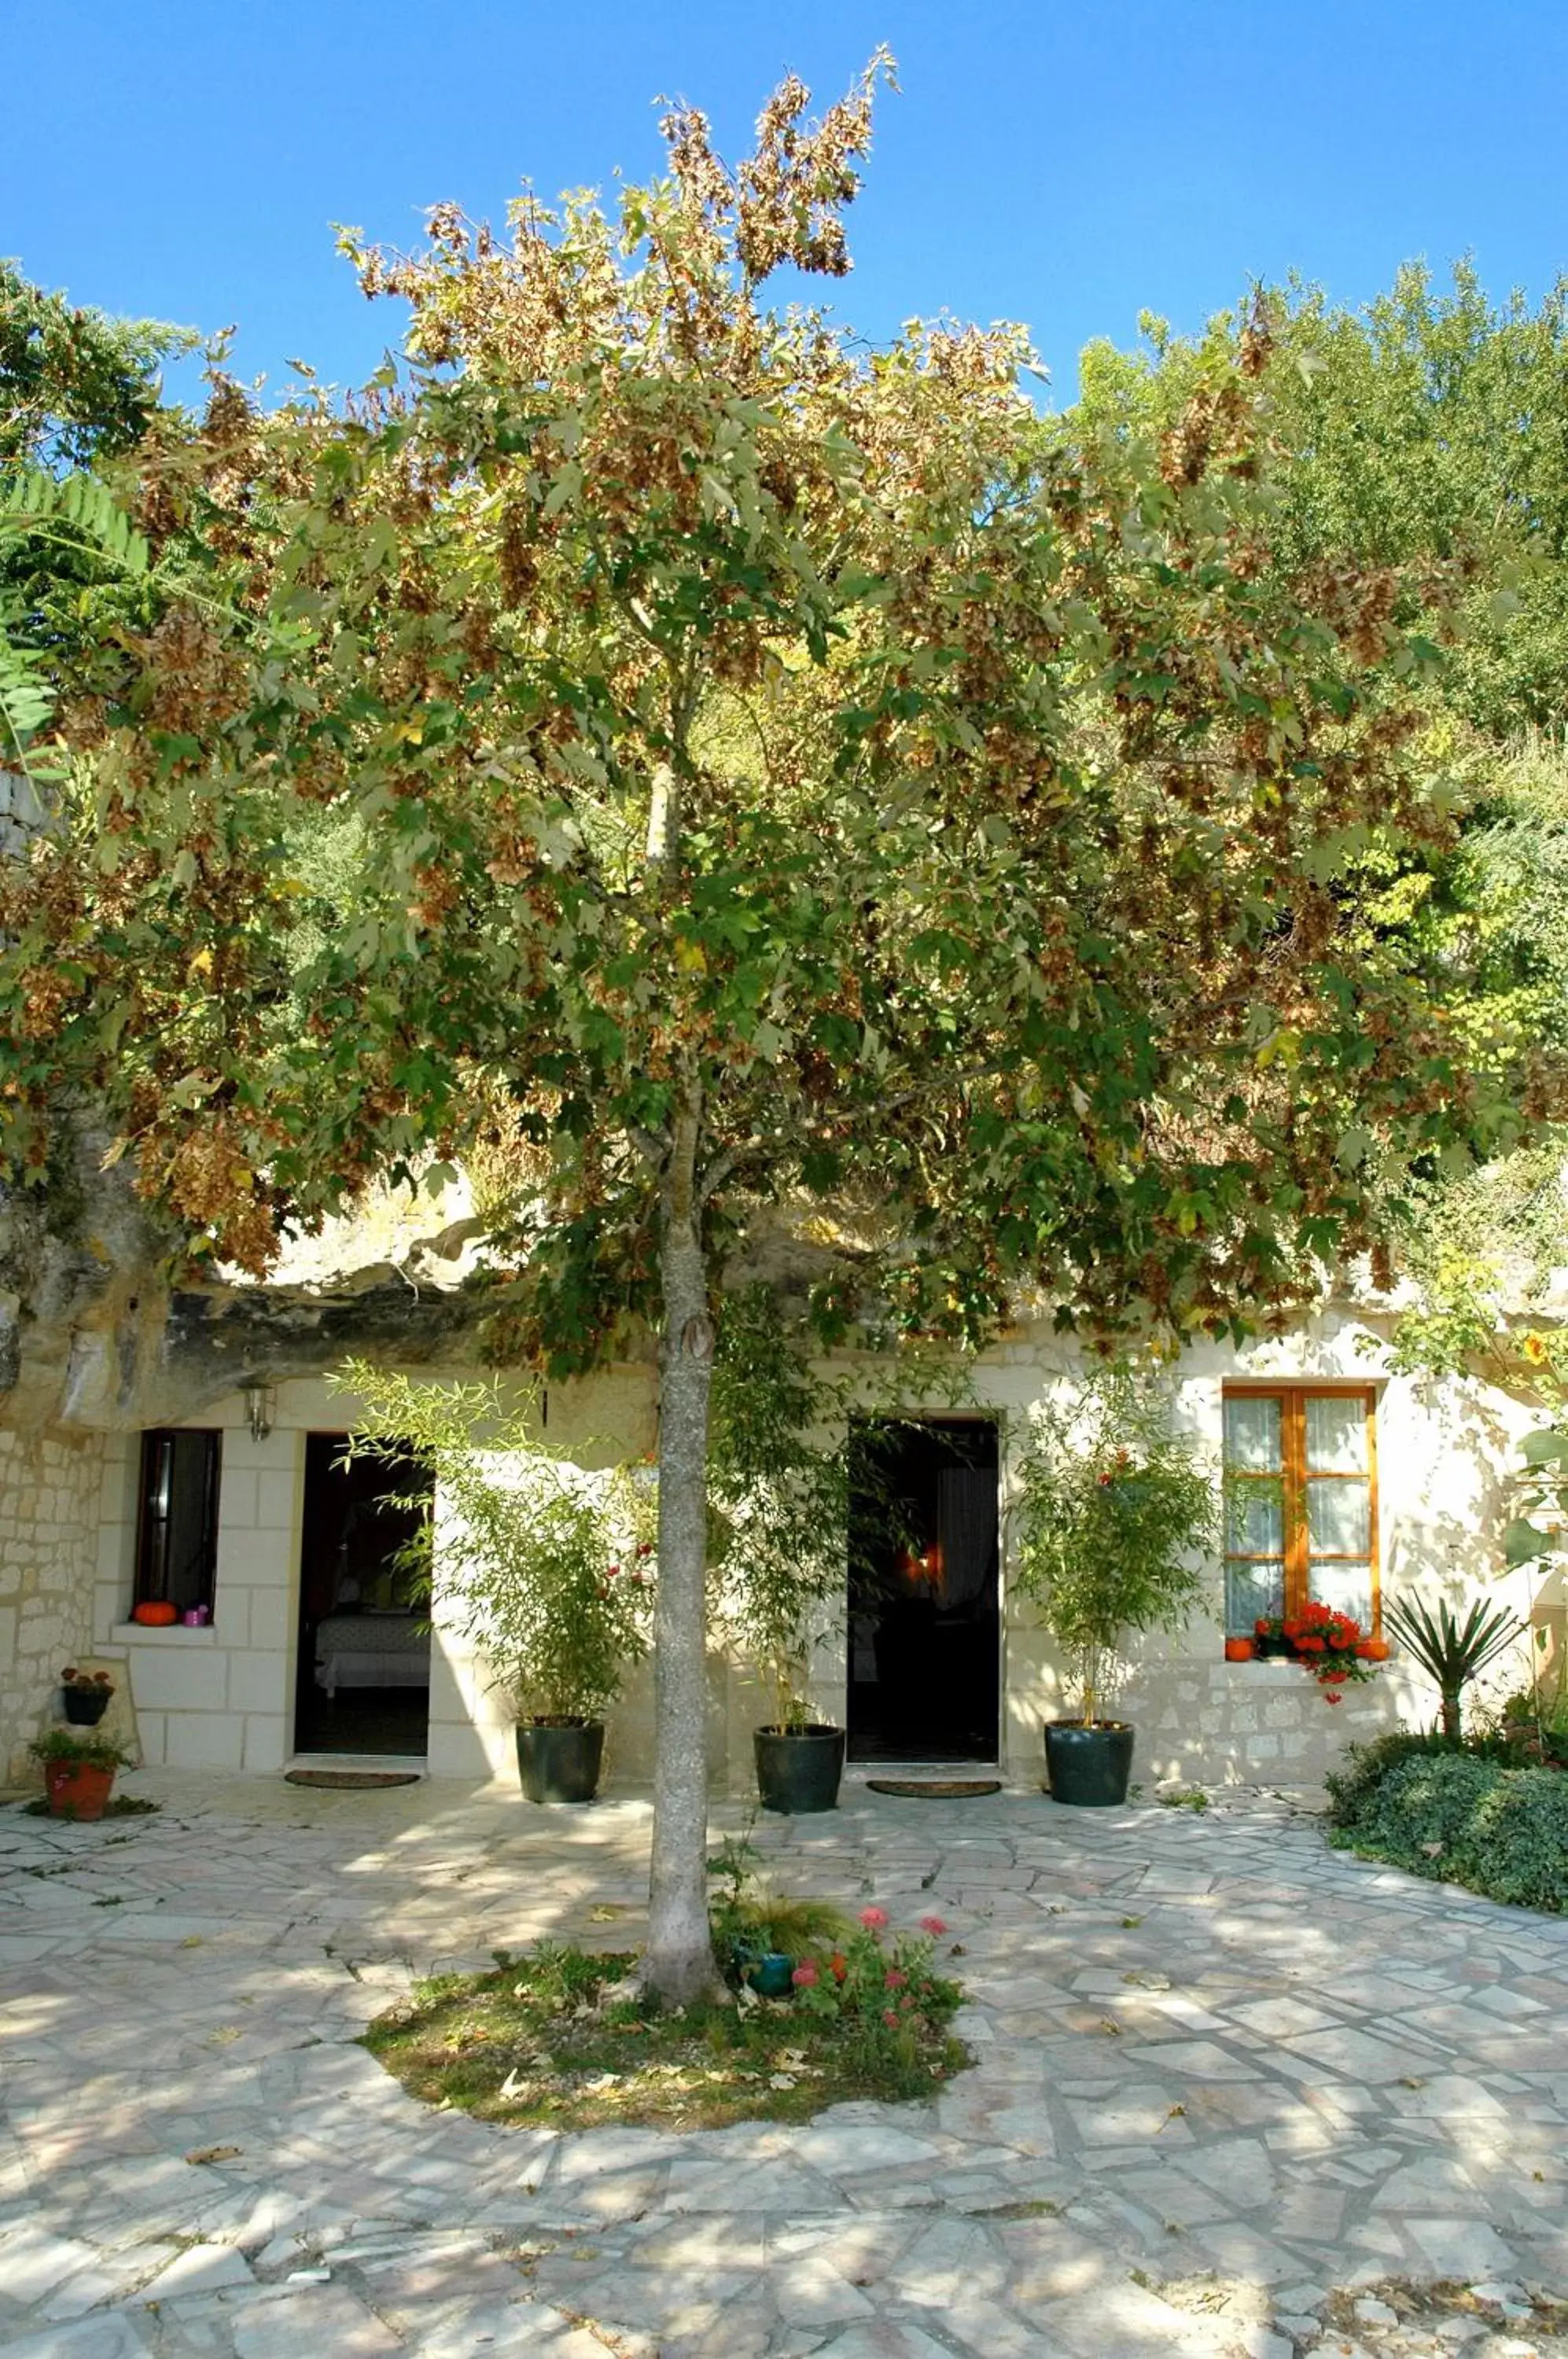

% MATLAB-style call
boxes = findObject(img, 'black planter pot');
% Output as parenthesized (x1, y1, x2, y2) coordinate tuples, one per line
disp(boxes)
(1043, 1719, 1136, 1807)
(516, 1718, 605, 1805)
(62, 1688, 112, 1727)
(754, 1723, 846, 1815)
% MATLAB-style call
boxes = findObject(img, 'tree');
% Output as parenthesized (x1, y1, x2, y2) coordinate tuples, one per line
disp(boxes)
(0, 263, 197, 778)
(0, 71, 1537, 1999)
(1076, 262, 1568, 738)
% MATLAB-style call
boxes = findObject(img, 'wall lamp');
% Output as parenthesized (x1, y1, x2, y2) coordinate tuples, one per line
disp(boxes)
(242, 1381, 277, 1444)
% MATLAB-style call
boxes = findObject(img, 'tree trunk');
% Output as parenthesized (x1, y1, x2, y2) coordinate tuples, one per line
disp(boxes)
(1441, 1687, 1462, 1742)
(642, 1094, 723, 2005)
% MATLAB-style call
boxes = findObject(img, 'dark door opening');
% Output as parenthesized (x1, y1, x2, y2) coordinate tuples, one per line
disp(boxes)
(848, 1417, 1000, 1762)
(294, 1433, 433, 1757)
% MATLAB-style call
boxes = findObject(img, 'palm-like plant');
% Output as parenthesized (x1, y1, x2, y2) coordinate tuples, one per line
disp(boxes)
(1383, 1592, 1525, 1739)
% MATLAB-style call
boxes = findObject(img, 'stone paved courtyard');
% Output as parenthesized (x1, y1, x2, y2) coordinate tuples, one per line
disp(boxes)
(1, 1772, 1566, 2358)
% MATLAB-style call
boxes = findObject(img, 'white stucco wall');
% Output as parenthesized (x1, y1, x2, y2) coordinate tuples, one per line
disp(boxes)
(991, 1307, 1544, 1787)
(4, 1302, 1555, 1797)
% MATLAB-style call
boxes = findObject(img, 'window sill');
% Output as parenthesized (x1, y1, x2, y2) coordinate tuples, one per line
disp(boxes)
(1220, 1651, 1387, 1673)
(112, 1621, 222, 1646)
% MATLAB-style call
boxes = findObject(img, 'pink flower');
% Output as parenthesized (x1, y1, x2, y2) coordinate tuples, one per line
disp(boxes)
(884, 1968, 908, 1991)
(918, 1916, 948, 1937)
(859, 1906, 889, 1930)
(791, 1961, 819, 1988)
(882, 2009, 899, 2027)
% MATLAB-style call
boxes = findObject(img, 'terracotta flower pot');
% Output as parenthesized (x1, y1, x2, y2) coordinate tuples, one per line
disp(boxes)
(43, 1761, 116, 1821)
(1224, 1636, 1254, 1662)
(1356, 1638, 1389, 1662)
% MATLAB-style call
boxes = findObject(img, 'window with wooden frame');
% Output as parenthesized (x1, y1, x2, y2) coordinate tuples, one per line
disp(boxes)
(134, 1430, 223, 1617)
(1222, 1386, 1378, 1639)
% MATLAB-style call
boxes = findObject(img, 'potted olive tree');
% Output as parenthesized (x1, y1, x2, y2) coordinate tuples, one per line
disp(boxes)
(340, 1363, 653, 1805)
(1010, 1365, 1216, 1805)
(709, 1291, 859, 1814)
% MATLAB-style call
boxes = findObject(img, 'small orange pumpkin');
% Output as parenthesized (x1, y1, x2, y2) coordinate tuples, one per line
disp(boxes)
(131, 1600, 179, 1626)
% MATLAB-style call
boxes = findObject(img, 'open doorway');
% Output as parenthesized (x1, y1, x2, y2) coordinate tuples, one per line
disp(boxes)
(848, 1416, 1000, 1762)
(293, 1433, 433, 1757)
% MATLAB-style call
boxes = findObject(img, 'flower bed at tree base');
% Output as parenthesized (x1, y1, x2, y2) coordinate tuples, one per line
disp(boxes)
(1325, 1732, 1568, 1912)
(362, 1937, 969, 2133)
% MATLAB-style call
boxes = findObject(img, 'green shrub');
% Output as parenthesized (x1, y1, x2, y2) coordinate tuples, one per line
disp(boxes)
(28, 1728, 133, 1771)
(1323, 1730, 1462, 1829)
(1345, 1750, 1498, 1859)
(1448, 1768, 1568, 1910)
(1329, 1746, 1568, 1914)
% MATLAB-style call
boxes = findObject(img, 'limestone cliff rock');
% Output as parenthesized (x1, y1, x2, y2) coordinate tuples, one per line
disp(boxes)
(0, 1136, 497, 1433)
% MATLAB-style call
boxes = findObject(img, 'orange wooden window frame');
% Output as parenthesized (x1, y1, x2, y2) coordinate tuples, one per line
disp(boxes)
(1223, 1383, 1380, 1634)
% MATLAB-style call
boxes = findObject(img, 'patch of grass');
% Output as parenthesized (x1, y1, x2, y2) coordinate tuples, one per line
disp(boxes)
(363, 1938, 970, 2133)
(1158, 1787, 1209, 1813)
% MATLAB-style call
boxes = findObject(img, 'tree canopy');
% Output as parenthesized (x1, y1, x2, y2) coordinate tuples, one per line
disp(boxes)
(0, 263, 196, 775)
(0, 73, 1550, 1993)
(1075, 262, 1568, 739)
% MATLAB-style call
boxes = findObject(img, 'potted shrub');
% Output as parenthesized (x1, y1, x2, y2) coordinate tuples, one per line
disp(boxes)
(60, 1666, 116, 1726)
(1010, 1366, 1217, 1805)
(29, 1728, 134, 1820)
(339, 1363, 653, 1805)
(709, 1291, 859, 1814)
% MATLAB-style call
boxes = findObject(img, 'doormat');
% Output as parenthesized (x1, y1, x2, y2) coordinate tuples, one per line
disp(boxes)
(284, 1769, 421, 1790)
(866, 1778, 1003, 1799)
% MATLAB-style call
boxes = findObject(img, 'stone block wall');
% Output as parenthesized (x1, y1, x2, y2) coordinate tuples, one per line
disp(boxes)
(0, 1426, 107, 1784)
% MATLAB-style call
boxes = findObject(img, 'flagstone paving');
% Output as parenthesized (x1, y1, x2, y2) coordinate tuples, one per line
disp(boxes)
(1, 1773, 1566, 2357)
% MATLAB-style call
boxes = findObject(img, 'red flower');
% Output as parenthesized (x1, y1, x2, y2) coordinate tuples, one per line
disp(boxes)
(884, 1968, 908, 1990)
(882, 2009, 900, 2028)
(859, 1906, 889, 1930)
(918, 1915, 948, 1937)
(791, 1961, 819, 1988)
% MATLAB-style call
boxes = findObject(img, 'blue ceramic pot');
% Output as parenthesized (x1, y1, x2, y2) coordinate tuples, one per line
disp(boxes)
(747, 1952, 795, 1998)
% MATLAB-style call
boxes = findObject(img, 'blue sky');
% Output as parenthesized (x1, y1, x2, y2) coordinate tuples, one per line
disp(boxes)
(7, 0, 1568, 403)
